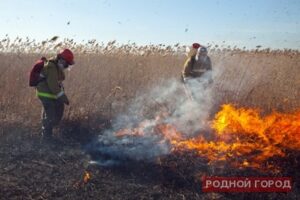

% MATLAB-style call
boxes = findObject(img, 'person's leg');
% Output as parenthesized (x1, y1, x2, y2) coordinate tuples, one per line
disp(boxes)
(39, 98, 56, 139)
(54, 100, 65, 126)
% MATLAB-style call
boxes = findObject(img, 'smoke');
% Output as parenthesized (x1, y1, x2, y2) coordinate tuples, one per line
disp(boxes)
(88, 70, 220, 166)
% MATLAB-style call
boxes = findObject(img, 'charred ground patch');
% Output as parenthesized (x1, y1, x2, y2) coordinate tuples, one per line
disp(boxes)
(1, 120, 300, 200)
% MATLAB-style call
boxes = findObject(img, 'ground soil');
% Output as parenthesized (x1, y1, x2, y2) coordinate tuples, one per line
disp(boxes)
(1, 121, 299, 200)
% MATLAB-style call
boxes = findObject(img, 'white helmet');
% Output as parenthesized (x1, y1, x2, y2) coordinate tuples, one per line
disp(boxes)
(199, 47, 208, 53)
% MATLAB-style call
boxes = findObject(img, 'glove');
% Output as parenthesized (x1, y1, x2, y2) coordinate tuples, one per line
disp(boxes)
(183, 77, 191, 83)
(59, 82, 64, 90)
(64, 97, 70, 105)
(58, 94, 70, 105)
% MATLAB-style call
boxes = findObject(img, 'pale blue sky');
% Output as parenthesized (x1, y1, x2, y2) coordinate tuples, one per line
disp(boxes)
(1, 0, 300, 49)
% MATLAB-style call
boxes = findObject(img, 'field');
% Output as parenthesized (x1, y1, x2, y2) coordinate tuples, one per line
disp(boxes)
(0, 38, 300, 199)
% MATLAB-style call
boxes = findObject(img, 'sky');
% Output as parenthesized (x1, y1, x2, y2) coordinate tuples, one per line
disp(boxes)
(0, 0, 300, 49)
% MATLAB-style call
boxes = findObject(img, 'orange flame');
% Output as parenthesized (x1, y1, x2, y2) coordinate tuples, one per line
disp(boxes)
(174, 104, 300, 170)
(83, 171, 91, 183)
(113, 104, 300, 171)
(213, 104, 300, 148)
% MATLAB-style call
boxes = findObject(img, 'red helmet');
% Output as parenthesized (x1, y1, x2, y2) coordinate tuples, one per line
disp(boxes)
(192, 43, 201, 49)
(58, 49, 74, 65)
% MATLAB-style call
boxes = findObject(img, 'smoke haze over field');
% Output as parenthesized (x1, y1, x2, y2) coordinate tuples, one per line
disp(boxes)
(90, 70, 221, 165)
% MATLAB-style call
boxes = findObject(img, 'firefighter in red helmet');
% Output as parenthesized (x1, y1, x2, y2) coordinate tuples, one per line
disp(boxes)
(182, 43, 212, 82)
(36, 49, 75, 141)
(181, 43, 213, 101)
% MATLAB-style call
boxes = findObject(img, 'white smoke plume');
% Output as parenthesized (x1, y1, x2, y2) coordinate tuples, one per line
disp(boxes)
(88, 69, 220, 166)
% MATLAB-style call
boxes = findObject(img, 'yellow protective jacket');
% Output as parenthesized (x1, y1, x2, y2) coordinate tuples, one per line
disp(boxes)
(182, 56, 212, 79)
(36, 58, 67, 100)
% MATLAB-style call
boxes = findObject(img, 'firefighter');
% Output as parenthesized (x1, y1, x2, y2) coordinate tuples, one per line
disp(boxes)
(36, 49, 74, 141)
(181, 44, 213, 100)
(182, 45, 212, 82)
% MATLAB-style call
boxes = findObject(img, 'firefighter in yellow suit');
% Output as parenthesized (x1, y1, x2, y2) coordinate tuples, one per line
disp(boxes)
(181, 43, 213, 100)
(36, 49, 74, 141)
(182, 45, 212, 82)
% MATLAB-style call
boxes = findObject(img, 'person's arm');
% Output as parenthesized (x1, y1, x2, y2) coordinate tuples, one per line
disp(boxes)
(182, 57, 193, 82)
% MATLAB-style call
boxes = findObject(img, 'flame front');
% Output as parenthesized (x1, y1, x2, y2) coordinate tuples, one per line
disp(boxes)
(174, 104, 300, 170)
(112, 104, 300, 171)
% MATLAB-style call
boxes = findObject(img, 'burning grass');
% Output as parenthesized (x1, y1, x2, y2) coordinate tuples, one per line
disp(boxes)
(175, 104, 300, 171)
(93, 104, 300, 171)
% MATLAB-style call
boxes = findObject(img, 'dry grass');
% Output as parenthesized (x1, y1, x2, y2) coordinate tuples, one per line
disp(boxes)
(0, 37, 299, 127)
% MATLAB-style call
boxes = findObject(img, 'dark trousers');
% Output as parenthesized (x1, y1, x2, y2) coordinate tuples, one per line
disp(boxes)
(39, 97, 64, 138)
